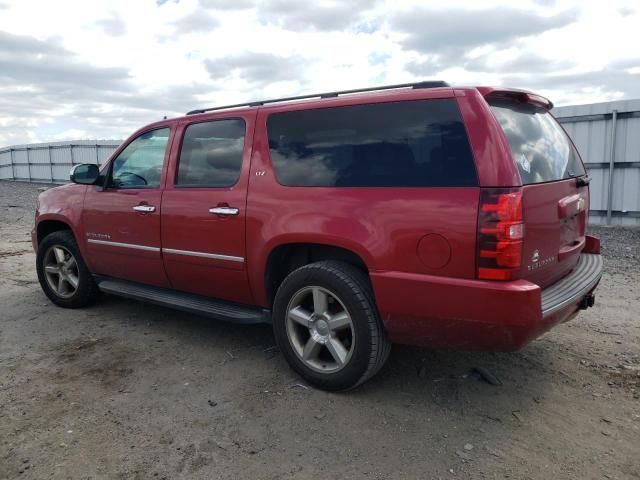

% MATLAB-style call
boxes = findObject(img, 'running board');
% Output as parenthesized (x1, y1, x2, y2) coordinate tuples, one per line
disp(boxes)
(95, 277, 270, 324)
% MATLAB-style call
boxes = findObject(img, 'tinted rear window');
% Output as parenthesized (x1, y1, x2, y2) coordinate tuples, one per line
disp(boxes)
(490, 100, 585, 184)
(267, 99, 477, 187)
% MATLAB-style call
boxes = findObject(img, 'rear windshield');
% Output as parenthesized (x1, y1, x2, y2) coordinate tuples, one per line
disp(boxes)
(267, 99, 477, 187)
(490, 100, 585, 184)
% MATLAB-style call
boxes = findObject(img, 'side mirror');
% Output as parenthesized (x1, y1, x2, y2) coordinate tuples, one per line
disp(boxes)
(70, 164, 100, 185)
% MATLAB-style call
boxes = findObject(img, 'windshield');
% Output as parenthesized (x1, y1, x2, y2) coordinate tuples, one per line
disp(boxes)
(490, 100, 585, 184)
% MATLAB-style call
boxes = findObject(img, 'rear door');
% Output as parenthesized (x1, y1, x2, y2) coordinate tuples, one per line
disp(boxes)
(488, 97, 589, 287)
(160, 112, 256, 305)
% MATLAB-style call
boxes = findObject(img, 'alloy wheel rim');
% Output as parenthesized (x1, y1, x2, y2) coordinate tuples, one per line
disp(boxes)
(43, 245, 79, 298)
(285, 286, 355, 373)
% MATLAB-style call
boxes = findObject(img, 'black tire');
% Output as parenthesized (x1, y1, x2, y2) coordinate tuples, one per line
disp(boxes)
(36, 230, 100, 308)
(272, 260, 391, 391)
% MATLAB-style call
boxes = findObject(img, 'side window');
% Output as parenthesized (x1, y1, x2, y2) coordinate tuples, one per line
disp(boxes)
(267, 99, 477, 187)
(176, 119, 245, 187)
(111, 128, 170, 188)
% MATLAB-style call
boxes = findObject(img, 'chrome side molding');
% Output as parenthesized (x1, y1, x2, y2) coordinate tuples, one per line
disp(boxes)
(162, 248, 244, 263)
(87, 239, 161, 252)
(87, 238, 244, 263)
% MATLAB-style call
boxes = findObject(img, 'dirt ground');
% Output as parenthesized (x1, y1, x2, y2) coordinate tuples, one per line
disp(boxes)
(0, 179, 638, 480)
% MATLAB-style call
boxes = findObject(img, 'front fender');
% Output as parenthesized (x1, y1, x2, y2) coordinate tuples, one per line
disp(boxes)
(35, 184, 87, 255)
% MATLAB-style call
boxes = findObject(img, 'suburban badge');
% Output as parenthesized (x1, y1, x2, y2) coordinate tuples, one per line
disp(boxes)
(528, 249, 555, 271)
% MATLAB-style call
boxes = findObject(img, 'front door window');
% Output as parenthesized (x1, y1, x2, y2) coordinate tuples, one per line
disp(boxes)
(111, 128, 170, 188)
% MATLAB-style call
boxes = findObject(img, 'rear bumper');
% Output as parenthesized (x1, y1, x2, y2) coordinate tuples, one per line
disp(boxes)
(540, 253, 602, 316)
(371, 253, 603, 351)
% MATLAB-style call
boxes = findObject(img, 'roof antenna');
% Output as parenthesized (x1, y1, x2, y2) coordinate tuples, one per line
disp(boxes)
(163, 115, 167, 120)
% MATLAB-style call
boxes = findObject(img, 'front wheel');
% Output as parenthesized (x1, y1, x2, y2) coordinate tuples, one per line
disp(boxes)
(36, 230, 100, 308)
(272, 261, 390, 391)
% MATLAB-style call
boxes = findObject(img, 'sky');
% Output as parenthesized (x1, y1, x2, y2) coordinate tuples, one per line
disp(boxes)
(0, 0, 639, 146)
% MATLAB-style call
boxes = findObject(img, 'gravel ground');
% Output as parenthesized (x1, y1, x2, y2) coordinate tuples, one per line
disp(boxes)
(0, 180, 639, 480)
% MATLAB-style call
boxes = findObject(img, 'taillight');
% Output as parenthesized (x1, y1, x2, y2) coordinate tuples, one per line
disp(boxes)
(477, 188, 524, 281)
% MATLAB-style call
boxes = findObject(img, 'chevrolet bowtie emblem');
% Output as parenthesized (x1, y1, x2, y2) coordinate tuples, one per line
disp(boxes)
(532, 249, 540, 263)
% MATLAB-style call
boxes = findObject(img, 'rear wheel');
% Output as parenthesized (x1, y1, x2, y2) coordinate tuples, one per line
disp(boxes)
(273, 261, 390, 391)
(36, 230, 100, 308)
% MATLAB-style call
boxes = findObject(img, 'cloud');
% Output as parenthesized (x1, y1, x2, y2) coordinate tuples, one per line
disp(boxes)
(0, 31, 131, 145)
(204, 53, 306, 84)
(393, 7, 579, 59)
(172, 8, 219, 34)
(610, 57, 640, 70)
(463, 53, 574, 74)
(503, 63, 640, 99)
(199, 0, 254, 10)
(404, 59, 441, 79)
(257, 0, 379, 31)
(50, 128, 91, 141)
(619, 6, 635, 16)
(0, 30, 67, 56)
(0, 0, 638, 146)
(0, 31, 130, 92)
(0, 30, 214, 146)
(96, 12, 127, 36)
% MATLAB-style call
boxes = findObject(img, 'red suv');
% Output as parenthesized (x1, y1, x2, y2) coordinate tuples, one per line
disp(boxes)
(32, 81, 602, 391)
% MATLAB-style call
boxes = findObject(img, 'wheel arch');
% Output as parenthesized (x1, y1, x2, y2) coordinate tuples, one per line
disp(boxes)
(37, 217, 76, 245)
(263, 241, 371, 306)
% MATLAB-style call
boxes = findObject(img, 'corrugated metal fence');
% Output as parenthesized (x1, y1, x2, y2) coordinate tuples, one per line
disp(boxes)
(554, 99, 640, 226)
(0, 140, 121, 184)
(1, 98, 639, 225)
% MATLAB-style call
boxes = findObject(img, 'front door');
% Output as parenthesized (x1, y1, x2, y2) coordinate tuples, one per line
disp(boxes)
(82, 127, 172, 288)
(160, 113, 255, 304)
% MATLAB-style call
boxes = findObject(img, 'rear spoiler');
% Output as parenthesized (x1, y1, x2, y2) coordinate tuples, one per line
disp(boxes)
(477, 87, 554, 110)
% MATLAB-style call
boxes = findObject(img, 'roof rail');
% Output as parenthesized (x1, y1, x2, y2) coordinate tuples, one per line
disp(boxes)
(186, 80, 449, 115)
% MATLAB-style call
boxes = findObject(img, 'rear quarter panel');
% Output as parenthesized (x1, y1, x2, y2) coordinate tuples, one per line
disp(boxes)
(455, 88, 522, 188)
(246, 95, 481, 307)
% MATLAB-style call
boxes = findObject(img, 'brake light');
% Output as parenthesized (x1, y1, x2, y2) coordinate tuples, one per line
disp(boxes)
(485, 91, 554, 110)
(525, 93, 554, 110)
(477, 188, 524, 281)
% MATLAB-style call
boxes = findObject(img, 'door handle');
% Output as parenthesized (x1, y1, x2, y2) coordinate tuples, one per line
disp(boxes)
(133, 205, 156, 213)
(209, 206, 239, 216)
